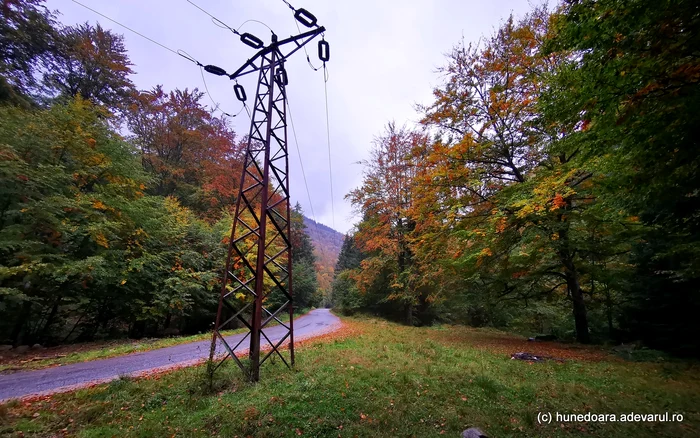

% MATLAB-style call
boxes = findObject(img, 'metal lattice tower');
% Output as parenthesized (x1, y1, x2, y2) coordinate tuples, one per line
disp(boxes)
(208, 24, 327, 382)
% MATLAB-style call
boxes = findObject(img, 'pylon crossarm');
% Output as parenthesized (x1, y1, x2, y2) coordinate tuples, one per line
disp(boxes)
(228, 26, 326, 80)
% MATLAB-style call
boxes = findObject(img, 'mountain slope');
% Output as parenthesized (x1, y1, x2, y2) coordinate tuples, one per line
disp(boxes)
(303, 215, 344, 294)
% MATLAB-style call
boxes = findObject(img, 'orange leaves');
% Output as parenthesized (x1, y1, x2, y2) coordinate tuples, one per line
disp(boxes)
(551, 193, 567, 211)
(495, 217, 508, 233)
(92, 199, 107, 210)
(479, 248, 493, 258)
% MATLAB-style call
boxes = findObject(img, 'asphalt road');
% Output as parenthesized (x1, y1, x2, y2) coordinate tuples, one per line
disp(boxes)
(0, 308, 340, 402)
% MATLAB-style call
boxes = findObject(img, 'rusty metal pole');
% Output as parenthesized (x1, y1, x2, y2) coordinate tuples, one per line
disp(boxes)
(280, 62, 295, 367)
(249, 39, 278, 382)
(207, 25, 325, 382)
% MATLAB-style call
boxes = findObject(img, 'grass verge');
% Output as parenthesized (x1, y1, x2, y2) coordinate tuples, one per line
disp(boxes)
(1, 315, 698, 437)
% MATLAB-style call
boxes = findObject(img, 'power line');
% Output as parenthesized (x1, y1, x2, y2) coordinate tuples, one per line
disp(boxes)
(323, 63, 336, 230)
(199, 65, 245, 118)
(236, 19, 274, 34)
(293, 18, 321, 72)
(287, 96, 327, 263)
(71, 0, 184, 59)
(281, 0, 297, 12)
(70, 1, 239, 120)
(186, 0, 240, 36)
(187, 0, 274, 37)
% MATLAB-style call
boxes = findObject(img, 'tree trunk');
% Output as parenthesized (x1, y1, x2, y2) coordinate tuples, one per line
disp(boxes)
(568, 271, 591, 344)
(41, 297, 62, 342)
(605, 286, 613, 337)
(558, 220, 590, 344)
(11, 301, 32, 346)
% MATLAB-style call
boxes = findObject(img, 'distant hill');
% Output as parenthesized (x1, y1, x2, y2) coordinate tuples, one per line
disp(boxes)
(303, 216, 344, 294)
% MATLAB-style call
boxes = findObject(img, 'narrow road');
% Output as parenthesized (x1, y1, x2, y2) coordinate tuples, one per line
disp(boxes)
(0, 309, 340, 402)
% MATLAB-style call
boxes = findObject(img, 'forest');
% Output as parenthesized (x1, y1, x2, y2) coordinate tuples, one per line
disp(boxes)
(1, 0, 699, 359)
(332, 0, 700, 356)
(0, 0, 323, 347)
(1, 1, 698, 436)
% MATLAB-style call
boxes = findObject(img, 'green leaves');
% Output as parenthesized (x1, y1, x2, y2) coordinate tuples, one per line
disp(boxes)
(0, 97, 231, 343)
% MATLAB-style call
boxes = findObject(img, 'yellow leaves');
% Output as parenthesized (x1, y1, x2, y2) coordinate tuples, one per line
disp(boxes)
(94, 233, 109, 248)
(164, 196, 191, 226)
(92, 200, 107, 210)
(514, 201, 535, 218)
(120, 279, 127, 285)
(480, 248, 493, 257)
(551, 232, 559, 241)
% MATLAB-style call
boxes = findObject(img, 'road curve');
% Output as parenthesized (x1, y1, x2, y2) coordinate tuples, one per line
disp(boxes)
(0, 309, 340, 402)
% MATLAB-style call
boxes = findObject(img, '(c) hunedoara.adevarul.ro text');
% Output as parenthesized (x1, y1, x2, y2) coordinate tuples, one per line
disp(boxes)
(537, 412, 684, 424)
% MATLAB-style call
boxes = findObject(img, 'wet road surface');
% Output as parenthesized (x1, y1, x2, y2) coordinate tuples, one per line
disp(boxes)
(0, 309, 340, 401)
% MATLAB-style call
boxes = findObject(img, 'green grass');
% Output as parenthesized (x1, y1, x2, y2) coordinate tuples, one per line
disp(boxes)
(2, 315, 698, 437)
(0, 308, 310, 373)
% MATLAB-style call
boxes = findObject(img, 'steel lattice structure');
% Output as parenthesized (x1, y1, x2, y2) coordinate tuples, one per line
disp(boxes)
(208, 27, 326, 382)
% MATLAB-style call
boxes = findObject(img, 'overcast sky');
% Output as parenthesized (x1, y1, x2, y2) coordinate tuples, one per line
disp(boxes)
(47, 0, 535, 234)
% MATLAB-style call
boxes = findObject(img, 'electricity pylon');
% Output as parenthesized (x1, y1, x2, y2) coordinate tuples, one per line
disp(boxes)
(206, 16, 327, 382)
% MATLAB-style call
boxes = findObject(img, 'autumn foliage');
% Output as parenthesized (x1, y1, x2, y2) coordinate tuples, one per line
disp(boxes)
(336, 1, 700, 354)
(0, 1, 322, 346)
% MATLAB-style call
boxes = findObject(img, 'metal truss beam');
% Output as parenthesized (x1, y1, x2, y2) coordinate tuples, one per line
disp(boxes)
(209, 29, 324, 381)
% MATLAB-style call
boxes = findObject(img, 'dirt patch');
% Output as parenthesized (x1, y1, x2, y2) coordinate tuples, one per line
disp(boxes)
(429, 327, 616, 362)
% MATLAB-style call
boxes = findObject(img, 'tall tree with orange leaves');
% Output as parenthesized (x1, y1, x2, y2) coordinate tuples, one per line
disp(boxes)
(347, 123, 430, 324)
(413, 7, 635, 343)
(126, 86, 245, 219)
